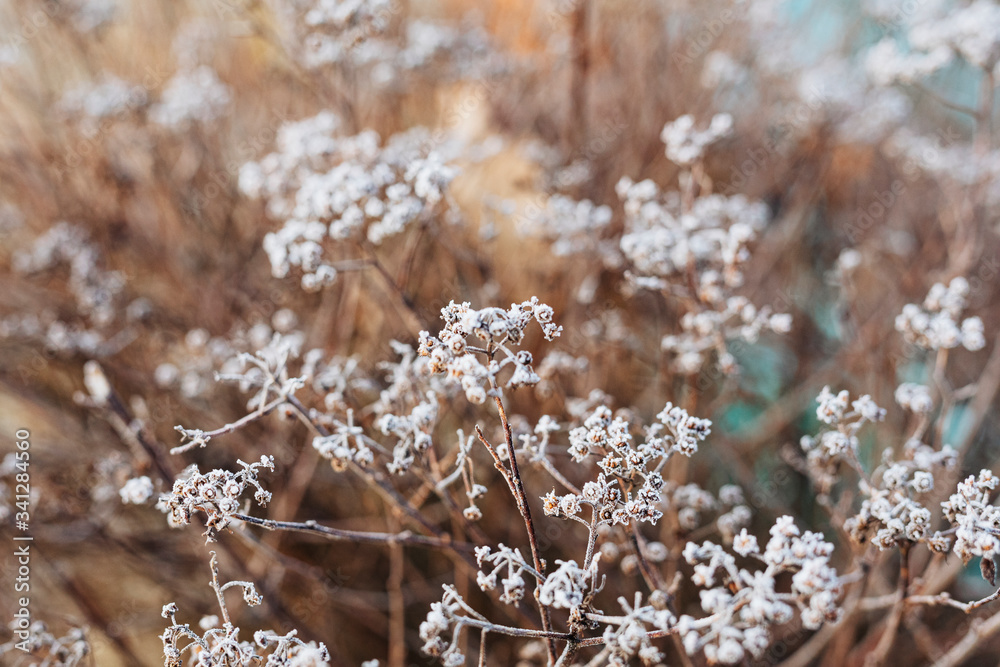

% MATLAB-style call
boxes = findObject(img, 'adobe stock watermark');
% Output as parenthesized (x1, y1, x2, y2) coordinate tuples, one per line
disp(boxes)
(184, 110, 296, 217)
(671, 6, 746, 70)
(719, 85, 830, 195)
(870, 0, 929, 36)
(1, 0, 63, 62)
(53, 65, 170, 180)
(843, 124, 960, 244)
(9, 428, 33, 653)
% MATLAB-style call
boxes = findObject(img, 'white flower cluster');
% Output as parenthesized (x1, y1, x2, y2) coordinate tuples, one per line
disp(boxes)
(801, 387, 886, 488)
(660, 113, 734, 166)
(865, 38, 952, 88)
(119, 475, 154, 504)
(568, 403, 710, 463)
(154, 314, 306, 401)
(617, 178, 769, 291)
(661, 297, 792, 375)
(678, 516, 841, 665)
(377, 391, 438, 474)
(616, 168, 789, 374)
(943, 470, 1000, 564)
(869, 0, 1000, 88)
(544, 404, 711, 526)
(0, 622, 89, 665)
(150, 66, 231, 128)
(5, 222, 134, 355)
(240, 115, 457, 290)
(59, 74, 147, 119)
(675, 483, 751, 541)
(515, 194, 614, 257)
(895, 277, 985, 351)
(214, 332, 308, 414)
(419, 585, 477, 666)
(313, 409, 375, 472)
(284, 0, 502, 85)
(894, 382, 934, 413)
(845, 442, 955, 550)
(156, 457, 274, 540)
(474, 543, 531, 605)
(295, 0, 394, 68)
(600, 593, 676, 665)
(538, 558, 595, 610)
(418, 298, 561, 404)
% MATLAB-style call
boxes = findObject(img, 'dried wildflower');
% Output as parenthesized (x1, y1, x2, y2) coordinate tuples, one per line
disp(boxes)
(679, 516, 841, 665)
(119, 475, 154, 504)
(600, 593, 676, 665)
(313, 409, 375, 472)
(150, 66, 231, 128)
(240, 114, 458, 290)
(895, 278, 985, 351)
(160, 553, 328, 666)
(895, 382, 934, 413)
(942, 470, 1000, 564)
(156, 457, 274, 541)
(474, 544, 533, 605)
(615, 155, 789, 376)
(418, 298, 560, 403)
(660, 113, 734, 167)
(537, 559, 590, 610)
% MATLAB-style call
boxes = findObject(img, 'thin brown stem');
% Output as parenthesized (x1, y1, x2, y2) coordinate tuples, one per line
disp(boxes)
(232, 513, 465, 550)
(490, 390, 557, 664)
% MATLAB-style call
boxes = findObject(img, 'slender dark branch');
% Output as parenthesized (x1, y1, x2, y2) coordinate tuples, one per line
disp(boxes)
(490, 386, 557, 663)
(232, 513, 468, 550)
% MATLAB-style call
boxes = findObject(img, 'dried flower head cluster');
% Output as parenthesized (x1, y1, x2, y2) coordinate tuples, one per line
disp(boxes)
(4, 222, 136, 355)
(615, 145, 789, 373)
(513, 194, 615, 258)
(160, 553, 329, 667)
(239, 113, 457, 290)
(150, 66, 231, 129)
(418, 297, 561, 404)
(679, 516, 841, 665)
(800, 387, 887, 489)
(943, 470, 1000, 565)
(844, 439, 955, 551)
(156, 457, 274, 540)
(866, 0, 1000, 88)
(660, 113, 734, 167)
(895, 277, 985, 351)
(540, 404, 711, 527)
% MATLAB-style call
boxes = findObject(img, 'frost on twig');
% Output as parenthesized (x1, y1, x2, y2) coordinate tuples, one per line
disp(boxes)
(156, 457, 274, 541)
(160, 552, 330, 666)
(0, 622, 89, 666)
